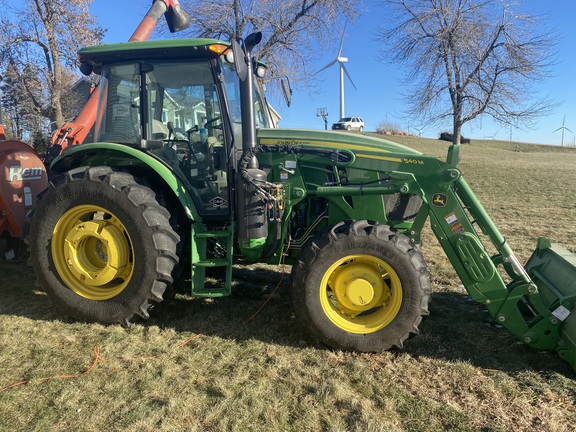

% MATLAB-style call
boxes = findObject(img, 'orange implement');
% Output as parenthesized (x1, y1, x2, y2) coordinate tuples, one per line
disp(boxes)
(0, 140, 47, 237)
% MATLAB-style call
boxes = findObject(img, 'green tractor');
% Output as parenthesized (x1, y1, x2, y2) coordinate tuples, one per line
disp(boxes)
(29, 33, 576, 370)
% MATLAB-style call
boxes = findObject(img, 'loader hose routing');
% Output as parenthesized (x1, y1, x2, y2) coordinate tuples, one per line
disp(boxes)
(238, 143, 354, 200)
(237, 144, 352, 260)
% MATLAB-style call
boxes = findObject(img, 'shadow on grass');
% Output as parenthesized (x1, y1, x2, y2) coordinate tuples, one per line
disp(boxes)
(2, 263, 575, 378)
(406, 291, 576, 378)
(148, 263, 305, 347)
(0, 265, 65, 322)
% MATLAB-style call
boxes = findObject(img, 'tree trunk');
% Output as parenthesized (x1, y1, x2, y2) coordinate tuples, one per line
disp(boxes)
(452, 119, 461, 146)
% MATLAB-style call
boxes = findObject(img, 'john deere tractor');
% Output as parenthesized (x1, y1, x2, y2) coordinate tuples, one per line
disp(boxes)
(28, 33, 576, 371)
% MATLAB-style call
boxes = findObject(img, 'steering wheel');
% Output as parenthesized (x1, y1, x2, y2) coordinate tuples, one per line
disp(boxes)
(204, 116, 222, 130)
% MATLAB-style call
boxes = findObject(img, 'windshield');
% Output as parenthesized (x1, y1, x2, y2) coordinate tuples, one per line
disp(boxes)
(95, 61, 220, 144)
(95, 57, 270, 146)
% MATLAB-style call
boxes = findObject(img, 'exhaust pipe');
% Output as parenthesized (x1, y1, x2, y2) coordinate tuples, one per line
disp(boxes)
(239, 31, 262, 165)
(234, 32, 268, 260)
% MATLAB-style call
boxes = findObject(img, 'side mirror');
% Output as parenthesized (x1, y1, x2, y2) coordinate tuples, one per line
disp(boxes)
(80, 62, 93, 76)
(231, 38, 248, 82)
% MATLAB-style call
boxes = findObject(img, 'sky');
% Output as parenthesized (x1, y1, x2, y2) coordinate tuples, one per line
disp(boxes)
(89, 0, 576, 146)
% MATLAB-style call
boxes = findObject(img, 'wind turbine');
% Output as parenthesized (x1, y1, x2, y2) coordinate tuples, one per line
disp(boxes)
(553, 116, 573, 146)
(484, 130, 499, 140)
(316, 23, 357, 120)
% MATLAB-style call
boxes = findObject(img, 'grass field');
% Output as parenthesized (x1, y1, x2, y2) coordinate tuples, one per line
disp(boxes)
(1, 137, 576, 431)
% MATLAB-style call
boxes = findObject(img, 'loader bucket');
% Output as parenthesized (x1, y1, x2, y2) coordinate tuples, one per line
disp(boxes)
(525, 237, 576, 369)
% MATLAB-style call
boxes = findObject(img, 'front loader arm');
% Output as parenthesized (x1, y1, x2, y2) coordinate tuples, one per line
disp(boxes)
(425, 175, 576, 366)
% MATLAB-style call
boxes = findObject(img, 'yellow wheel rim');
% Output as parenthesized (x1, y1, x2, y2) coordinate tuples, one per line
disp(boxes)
(320, 254, 403, 334)
(52, 205, 134, 300)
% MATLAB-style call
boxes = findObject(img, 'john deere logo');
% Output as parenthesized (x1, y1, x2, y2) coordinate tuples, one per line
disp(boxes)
(432, 193, 447, 207)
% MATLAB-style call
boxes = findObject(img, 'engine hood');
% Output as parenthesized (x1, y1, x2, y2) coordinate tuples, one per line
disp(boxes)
(256, 128, 422, 156)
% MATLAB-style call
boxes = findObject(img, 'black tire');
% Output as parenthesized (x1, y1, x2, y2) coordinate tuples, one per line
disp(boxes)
(346, 125, 351, 131)
(291, 220, 431, 352)
(29, 166, 180, 325)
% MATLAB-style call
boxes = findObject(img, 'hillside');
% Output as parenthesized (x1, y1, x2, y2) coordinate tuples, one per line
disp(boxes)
(1, 137, 576, 431)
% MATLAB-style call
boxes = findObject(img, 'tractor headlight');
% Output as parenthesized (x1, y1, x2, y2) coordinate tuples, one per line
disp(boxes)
(255, 64, 267, 78)
(224, 50, 235, 64)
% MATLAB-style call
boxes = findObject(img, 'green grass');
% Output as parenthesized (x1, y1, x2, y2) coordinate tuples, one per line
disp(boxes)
(2, 137, 576, 431)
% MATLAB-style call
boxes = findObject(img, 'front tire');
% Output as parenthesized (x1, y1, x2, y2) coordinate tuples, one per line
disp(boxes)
(29, 166, 180, 325)
(291, 220, 431, 352)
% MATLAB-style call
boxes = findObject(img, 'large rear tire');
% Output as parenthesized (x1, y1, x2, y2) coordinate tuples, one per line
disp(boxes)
(291, 220, 432, 351)
(29, 166, 180, 325)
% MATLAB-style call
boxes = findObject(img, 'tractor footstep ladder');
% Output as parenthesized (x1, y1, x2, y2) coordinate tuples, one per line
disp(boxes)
(191, 223, 234, 297)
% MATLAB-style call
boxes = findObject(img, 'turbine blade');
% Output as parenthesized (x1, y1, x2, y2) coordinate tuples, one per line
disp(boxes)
(337, 20, 348, 57)
(315, 59, 337, 75)
(341, 63, 357, 90)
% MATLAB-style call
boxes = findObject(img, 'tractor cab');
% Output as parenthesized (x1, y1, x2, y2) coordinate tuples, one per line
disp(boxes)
(79, 39, 271, 218)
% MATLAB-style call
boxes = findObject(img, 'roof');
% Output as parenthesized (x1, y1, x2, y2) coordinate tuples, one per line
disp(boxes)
(78, 38, 230, 67)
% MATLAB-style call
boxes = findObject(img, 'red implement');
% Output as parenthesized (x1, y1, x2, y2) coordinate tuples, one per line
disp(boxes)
(0, 140, 47, 238)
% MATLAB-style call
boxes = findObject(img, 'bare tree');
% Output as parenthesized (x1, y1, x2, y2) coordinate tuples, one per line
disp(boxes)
(1, 63, 25, 139)
(375, 0, 557, 144)
(0, 61, 44, 140)
(0, 0, 104, 131)
(178, 0, 362, 94)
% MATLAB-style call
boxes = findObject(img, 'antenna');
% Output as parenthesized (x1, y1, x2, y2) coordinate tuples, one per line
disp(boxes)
(553, 116, 573, 146)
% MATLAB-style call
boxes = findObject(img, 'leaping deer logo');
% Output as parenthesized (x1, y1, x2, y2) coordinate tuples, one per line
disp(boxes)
(432, 194, 447, 207)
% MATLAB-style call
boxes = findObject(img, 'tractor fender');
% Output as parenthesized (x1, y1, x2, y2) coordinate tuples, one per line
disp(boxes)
(49, 143, 201, 221)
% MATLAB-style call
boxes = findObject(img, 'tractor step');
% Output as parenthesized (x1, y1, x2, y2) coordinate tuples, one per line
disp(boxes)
(190, 225, 234, 297)
(193, 258, 230, 268)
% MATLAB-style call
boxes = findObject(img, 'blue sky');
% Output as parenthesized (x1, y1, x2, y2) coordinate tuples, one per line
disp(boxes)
(90, 0, 575, 145)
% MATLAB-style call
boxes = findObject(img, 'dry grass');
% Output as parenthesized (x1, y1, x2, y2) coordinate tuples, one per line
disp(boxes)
(1, 137, 576, 431)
